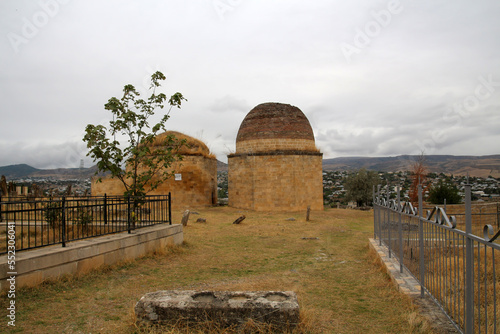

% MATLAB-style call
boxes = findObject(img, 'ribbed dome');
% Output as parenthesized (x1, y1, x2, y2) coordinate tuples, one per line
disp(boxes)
(235, 103, 317, 153)
(236, 103, 315, 143)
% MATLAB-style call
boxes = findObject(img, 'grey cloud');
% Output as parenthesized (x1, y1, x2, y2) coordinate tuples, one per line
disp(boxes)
(0, 0, 499, 168)
(209, 95, 250, 114)
(0, 140, 89, 169)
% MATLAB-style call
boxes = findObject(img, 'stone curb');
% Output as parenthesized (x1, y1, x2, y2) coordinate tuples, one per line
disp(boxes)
(368, 238, 460, 334)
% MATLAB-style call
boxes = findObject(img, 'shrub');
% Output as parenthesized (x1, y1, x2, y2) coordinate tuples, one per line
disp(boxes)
(76, 207, 93, 227)
(428, 180, 462, 204)
(44, 202, 62, 228)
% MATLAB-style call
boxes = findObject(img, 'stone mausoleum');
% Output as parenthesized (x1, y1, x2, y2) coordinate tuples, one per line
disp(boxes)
(228, 102, 323, 212)
(92, 131, 218, 210)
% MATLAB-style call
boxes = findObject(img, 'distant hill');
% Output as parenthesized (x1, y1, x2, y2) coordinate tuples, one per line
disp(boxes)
(2, 155, 500, 180)
(217, 160, 228, 172)
(0, 161, 230, 180)
(0, 164, 40, 179)
(0, 164, 97, 180)
(30, 166, 99, 180)
(322, 154, 500, 178)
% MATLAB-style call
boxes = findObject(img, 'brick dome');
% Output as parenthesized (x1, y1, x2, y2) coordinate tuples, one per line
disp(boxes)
(235, 103, 317, 153)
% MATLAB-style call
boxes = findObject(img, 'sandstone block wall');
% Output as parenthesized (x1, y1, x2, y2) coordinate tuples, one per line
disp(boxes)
(228, 153, 323, 212)
(236, 138, 317, 154)
(91, 175, 125, 195)
(91, 155, 217, 210)
(152, 155, 218, 210)
(0, 224, 183, 291)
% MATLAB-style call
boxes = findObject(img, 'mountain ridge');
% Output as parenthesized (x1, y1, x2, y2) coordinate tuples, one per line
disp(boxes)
(0, 164, 98, 180)
(323, 154, 500, 178)
(1, 154, 499, 179)
(0, 164, 41, 179)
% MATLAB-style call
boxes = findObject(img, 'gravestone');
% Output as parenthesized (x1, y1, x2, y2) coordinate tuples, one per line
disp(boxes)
(135, 290, 300, 330)
(233, 215, 245, 224)
(181, 210, 190, 226)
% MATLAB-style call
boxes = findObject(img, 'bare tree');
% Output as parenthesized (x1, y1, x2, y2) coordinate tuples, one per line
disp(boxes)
(408, 152, 428, 206)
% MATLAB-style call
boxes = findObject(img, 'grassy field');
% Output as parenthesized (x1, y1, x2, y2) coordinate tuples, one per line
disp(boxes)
(1, 207, 434, 333)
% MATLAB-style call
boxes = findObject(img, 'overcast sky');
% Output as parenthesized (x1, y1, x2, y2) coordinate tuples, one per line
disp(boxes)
(1, 0, 499, 169)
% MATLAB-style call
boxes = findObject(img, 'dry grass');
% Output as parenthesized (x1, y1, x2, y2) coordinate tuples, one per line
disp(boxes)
(424, 243, 500, 331)
(1, 207, 436, 333)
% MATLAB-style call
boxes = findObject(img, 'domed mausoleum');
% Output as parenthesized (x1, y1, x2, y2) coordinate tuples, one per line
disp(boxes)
(228, 102, 323, 211)
(92, 131, 218, 209)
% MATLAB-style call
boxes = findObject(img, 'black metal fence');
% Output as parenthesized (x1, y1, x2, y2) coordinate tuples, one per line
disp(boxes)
(0, 194, 171, 254)
(374, 184, 500, 334)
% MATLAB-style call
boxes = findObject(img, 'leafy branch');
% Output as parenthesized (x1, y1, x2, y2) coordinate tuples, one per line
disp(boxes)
(83, 71, 187, 198)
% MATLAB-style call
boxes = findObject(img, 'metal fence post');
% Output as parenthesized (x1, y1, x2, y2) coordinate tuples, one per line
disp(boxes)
(127, 196, 131, 234)
(497, 202, 499, 229)
(418, 184, 425, 298)
(168, 192, 172, 225)
(465, 184, 474, 333)
(387, 183, 391, 258)
(373, 185, 376, 240)
(397, 186, 403, 273)
(378, 185, 382, 246)
(375, 185, 378, 241)
(103, 193, 108, 225)
(61, 196, 66, 247)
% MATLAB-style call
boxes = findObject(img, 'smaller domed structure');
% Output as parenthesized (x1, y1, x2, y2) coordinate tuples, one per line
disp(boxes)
(92, 131, 217, 210)
(151, 131, 214, 158)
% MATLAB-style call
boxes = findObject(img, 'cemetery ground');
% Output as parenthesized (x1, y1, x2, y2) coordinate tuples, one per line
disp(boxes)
(1, 207, 435, 333)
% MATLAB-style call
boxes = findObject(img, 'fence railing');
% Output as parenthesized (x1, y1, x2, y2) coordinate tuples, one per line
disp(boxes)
(374, 184, 500, 334)
(0, 194, 172, 255)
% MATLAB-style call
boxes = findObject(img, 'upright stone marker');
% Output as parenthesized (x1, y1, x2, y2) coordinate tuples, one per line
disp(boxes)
(181, 210, 190, 226)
